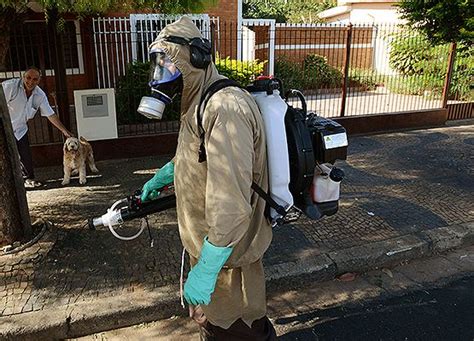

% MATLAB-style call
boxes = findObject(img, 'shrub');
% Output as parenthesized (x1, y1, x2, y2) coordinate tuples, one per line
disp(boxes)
(274, 55, 305, 91)
(214, 54, 266, 86)
(390, 32, 449, 76)
(389, 29, 473, 100)
(302, 54, 343, 89)
(450, 47, 474, 101)
(274, 54, 343, 92)
(348, 68, 379, 90)
(115, 61, 150, 124)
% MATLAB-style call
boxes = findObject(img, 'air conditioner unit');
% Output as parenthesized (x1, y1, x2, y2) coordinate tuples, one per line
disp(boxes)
(74, 88, 118, 141)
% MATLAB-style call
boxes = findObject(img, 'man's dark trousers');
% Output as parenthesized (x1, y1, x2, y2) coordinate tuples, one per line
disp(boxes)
(16, 133, 34, 179)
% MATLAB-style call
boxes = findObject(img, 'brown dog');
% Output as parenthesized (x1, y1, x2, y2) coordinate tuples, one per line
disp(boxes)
(62, 136, 99, 185)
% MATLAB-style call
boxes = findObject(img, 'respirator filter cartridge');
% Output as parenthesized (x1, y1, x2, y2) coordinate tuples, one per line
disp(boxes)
(137, 96, 167, 120)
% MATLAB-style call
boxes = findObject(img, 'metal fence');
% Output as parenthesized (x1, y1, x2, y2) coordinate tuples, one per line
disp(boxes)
(0, 18, 472, 146)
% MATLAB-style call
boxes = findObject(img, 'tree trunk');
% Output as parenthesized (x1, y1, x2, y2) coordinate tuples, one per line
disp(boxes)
(0, 87, 32, 247)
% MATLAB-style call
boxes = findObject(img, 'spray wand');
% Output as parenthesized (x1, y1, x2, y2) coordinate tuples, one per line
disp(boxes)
(87, 184, 176, 243)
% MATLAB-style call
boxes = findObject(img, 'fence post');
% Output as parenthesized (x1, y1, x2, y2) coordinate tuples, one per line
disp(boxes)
(340, 23, 353, 117)
(441, 42, 457, 108)
(47, 8, 71, 133)
(210, 21, 216, 62)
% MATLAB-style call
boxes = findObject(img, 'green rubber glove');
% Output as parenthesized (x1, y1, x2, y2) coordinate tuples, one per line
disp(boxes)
(141, 161, 174, 202)
(184, 237, 233, 306)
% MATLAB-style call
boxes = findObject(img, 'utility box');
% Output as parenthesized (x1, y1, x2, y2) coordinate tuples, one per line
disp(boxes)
(74, 88, 118, 141)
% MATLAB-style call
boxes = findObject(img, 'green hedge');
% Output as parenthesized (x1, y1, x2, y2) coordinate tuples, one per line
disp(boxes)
(214, 54, 266, 86)
(274, 54, 344, 91)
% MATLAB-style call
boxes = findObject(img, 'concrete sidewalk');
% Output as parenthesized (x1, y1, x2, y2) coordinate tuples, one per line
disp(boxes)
(1, 120, 473, 340)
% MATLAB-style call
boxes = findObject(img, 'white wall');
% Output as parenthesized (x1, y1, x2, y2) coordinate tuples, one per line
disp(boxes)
(322, 2, 403, 24)
(241, 26, 255, 61)
(322, 3, 403, 75)
(372, 26, 398, 75)
(350, 5, 401, 23)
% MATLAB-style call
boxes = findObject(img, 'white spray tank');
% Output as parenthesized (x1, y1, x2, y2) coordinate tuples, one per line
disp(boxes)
(249, 77, 293, 221)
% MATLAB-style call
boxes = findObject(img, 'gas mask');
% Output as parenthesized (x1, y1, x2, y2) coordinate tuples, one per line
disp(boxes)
(137, 48, 183, 120)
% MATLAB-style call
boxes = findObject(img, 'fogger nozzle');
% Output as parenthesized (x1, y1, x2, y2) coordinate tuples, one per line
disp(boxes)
(88, 204, 125, 230)
(87, 189, 176, 231)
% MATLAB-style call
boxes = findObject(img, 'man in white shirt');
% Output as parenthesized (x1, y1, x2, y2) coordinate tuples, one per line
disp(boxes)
(2, 66, 73, 188)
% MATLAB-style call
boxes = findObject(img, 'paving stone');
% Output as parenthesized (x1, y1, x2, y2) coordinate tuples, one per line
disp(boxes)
(2, 308, 14, 316)
(21, 304, 34, 313)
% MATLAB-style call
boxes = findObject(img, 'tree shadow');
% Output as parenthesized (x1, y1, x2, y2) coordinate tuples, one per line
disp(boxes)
(264, 224, 315, 265)
(32, 221, 184, 295)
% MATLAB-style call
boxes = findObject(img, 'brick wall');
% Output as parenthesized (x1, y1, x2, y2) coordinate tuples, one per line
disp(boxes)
(206, 0, 238, 22)
(207, 0, 239, 59)
(255, 25, 374, 71)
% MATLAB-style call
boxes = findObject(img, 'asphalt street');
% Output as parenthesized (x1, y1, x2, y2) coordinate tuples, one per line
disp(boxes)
(278, 276, 474, 341)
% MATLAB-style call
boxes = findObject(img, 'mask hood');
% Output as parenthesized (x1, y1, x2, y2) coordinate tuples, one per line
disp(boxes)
(148, 16, 224, 118)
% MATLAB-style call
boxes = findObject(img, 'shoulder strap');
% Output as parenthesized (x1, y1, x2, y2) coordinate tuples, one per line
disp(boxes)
(197, 78, 288, 224)
(197, 78, 241, 163)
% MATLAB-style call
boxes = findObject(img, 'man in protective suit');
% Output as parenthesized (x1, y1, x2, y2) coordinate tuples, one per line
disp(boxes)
(139, 16, 276, 340)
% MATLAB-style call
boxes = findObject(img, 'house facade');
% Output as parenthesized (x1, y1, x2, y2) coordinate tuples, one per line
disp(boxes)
(318, 0, 403, 24)
(318, 0, 403, 76)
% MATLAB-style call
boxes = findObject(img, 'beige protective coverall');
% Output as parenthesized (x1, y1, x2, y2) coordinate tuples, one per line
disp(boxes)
(150, 16, 272, 329)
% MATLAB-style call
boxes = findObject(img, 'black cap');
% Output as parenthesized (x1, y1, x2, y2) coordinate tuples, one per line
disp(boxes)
(329, 167, 345, 182)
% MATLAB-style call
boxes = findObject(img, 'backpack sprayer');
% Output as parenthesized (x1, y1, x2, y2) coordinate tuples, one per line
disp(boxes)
(87, 185, 176, 244)
(199, 77, 348, 226)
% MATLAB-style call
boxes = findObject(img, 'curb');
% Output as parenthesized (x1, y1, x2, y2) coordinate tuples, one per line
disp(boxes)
(1, 221, 473, 340)
(0, 285, 184, 341)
